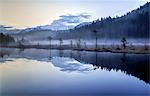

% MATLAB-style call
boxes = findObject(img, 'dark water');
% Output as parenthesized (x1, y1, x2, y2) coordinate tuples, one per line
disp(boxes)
(0, 48, 150, 96)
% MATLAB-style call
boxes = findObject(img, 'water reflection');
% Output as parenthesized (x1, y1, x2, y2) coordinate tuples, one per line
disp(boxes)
(121, 53, 127, 64)
(0, 58, 149, 95)
(59, 49, 63, 57)
(49, 49, 52, 60)
(51, 57, 93, 72)
(0, 48, 150, 84)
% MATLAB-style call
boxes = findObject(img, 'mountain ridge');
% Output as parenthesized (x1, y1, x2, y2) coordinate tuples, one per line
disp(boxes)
(8, 2, 150, 41)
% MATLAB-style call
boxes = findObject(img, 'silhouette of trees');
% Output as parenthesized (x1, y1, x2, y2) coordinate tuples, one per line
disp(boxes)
(93, 30, 98, 50)
(0, 33, 15, 46)
(121, 37, 127, 49)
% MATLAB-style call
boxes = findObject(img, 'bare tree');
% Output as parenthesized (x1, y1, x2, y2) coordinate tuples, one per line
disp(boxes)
(93, 30, 98, 50)
(84, 42, 87, 49)
(21, 36, 25, 43)
(76, 39, 81, 49)
(48, 36, 52, 49)
(18, 41, 24, 48)
(121, 37, 127, 49)
(59, 38, 63, 49)
(70, 40, 73, 49)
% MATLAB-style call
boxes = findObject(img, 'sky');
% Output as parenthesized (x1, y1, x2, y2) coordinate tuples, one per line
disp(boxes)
(0, 0, 149, 29)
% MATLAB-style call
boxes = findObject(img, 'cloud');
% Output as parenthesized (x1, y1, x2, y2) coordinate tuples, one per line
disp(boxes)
(0, 25, 14, 30)
(49, 13, 92, 30)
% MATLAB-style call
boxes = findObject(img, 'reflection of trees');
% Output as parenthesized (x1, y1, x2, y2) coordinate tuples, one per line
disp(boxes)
(59, 50, 63, 57)
(49, 49, 52, 60)
(18, 48, 25, 53)
(77, 51, 81, 60)
(70, 50, 73, 58)
(93, 52, 99, 70)
(121, 53, 127, 64)
(1, 48, 149, 84)
(66, 51, 149, 84)
(96, 53, 149, 84)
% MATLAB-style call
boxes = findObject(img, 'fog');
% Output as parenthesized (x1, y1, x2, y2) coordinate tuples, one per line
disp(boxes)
(26, 39, 149, 46)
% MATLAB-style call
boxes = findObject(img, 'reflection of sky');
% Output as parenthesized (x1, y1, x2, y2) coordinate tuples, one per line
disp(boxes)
(0, 58, 149, 95)
(51, 57, 93, 72)
(0, 0, 148, 29)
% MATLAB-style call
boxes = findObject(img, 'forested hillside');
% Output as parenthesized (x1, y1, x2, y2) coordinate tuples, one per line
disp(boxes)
(55, 2, 149, 39)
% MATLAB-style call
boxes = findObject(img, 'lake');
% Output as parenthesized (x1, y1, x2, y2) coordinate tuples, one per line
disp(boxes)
(0, 48, 150, 96)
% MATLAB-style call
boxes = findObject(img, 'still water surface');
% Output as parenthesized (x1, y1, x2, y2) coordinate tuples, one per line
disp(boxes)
(0, 48, 150, 96)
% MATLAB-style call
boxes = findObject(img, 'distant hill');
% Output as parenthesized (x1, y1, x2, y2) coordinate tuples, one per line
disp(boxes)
(54, 2, 149, 39)
(13, 29, 56, 41)
(75, 22, 91, 29)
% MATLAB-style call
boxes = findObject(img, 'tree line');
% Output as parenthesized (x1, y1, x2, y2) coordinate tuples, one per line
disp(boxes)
(0, 33, 15, 46)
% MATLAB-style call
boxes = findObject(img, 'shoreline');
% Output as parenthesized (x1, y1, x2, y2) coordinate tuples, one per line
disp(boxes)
(1, 44, 150, 54)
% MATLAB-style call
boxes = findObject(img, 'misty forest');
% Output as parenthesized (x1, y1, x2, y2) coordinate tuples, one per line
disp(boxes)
(0, 2, 150, 54)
